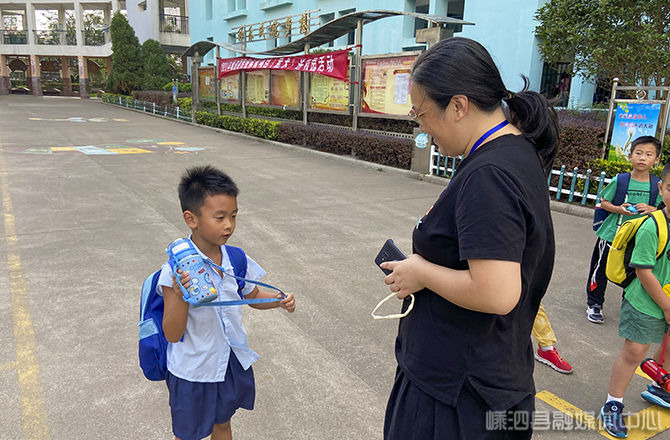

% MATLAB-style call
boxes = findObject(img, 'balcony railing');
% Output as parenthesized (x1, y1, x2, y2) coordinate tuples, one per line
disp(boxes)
(2, 30, 28, 44)
(160, 14, 189, 34)
(33, 30, 77, 46)
(83, 28, 109, 46)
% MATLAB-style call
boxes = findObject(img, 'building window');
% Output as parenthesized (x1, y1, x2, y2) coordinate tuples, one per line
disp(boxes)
(339, 8, 355, 46)
(138, 1, 147, 12)
(414, 0, 429, 36)
(447, 0, 464, 33)
(540, 62, 572, 107)
(206, 0, 212, 20)
(321, 13, 334, 47)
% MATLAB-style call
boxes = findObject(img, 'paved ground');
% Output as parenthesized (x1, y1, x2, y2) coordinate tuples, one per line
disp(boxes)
(0, 95, 669, 439)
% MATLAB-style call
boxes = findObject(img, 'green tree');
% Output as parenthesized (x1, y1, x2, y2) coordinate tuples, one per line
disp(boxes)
(45, 11, 104, 45)
(535, 0, 670, 94)
(106, 12, 142, 94)
(141, 39, 173, 90)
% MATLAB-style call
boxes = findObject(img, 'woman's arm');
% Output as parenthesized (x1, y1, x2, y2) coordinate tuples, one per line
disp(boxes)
(381, 255, 521, 315)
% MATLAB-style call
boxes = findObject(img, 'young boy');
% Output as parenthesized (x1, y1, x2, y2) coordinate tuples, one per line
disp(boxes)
(599, 161, 670, 438)
(159, 166, 295, 440)
(586, 136, 662, 324)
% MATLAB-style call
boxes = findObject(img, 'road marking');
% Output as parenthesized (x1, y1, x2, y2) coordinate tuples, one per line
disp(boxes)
(0, 144, 50, 439)
(537, 390, 670, 439)
(0, 361, 17, 371)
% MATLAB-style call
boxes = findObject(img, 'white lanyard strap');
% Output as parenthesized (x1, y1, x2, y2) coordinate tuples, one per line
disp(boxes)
(371, 292, 415, 320)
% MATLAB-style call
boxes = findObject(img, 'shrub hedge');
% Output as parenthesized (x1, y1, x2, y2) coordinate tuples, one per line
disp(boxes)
(276, 123, 413, 169)
(194, 111, 280, 140)
(132, 90, 191, 107)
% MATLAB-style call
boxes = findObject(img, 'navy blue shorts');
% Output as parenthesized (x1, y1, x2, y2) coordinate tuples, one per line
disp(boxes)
(166, 352, 255, 440)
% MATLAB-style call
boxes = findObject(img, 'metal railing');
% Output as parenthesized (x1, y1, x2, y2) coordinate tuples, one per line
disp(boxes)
(429, 145, 612, 206)
(84, 28, 108, 46)
(33, 29, 76, 45)
(102, 94, 192, 122)
(160, 14, 189, 34)
(2, 30, 28, 44)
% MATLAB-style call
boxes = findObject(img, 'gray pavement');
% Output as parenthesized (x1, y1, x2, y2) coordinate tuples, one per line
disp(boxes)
(0, 95, 668, 439)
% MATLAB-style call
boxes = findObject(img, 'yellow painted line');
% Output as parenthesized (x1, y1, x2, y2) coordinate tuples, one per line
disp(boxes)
(536, 390, 600, 432)
(537, 390, 670, 439)
(27, 118, 42, 121)
(112, 118, 128, 122)
(156, 141, 184, 145)
(636, 366, 652, 380)
(0, 361, 17, 371)
(106, 148, 152, 154)
(0, 145, 50, 439)
(51, 147, 76, 152)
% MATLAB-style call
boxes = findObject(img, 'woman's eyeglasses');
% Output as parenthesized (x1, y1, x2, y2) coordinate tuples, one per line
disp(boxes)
(408, 94, 428, 125)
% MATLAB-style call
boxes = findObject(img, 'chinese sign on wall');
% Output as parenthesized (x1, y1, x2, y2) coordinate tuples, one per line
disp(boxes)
(361, 55, 417, 116)
(608, 103, 662, 160)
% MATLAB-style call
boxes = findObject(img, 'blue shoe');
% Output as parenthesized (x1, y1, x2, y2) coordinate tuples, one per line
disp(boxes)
(599, 401, 627, 438)
(587, 305, 604, 324)
(641, 384, 670, 408)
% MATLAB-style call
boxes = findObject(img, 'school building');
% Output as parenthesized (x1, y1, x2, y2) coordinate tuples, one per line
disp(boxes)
(186, 0, 598, 109)
(0, 0, 123, 97)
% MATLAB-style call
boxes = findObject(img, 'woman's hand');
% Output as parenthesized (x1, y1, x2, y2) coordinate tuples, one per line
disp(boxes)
(380, 254, 427, 299)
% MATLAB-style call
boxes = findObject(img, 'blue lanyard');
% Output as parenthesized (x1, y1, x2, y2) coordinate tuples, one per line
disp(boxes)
(467, 120, 509, 158)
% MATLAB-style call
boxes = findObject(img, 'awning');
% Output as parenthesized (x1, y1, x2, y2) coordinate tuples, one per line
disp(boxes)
(182, 9, 473, 57)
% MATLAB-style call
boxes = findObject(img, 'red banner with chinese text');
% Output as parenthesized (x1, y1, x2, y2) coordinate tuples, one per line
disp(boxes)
(217, 49, 350, 82)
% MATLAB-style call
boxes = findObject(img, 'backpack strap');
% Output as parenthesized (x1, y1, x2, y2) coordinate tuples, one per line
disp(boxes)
(225, 245, 247, 295)
(140, 270, 162, 322)
(649, 175, 661, 207)
(650, 209, 669, 259)
(612, 172, 631, 205)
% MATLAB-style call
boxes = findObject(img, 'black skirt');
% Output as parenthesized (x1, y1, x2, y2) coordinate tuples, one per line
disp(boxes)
(384, 367, 534, 440)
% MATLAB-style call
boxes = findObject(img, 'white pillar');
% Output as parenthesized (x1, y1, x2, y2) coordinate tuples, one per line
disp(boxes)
(74, 0, 83, 46)
(568, 71, 597, 109)
(26, 2, 36, 45)
(103, 7, 111, 43)
(58, 7, 66, 45)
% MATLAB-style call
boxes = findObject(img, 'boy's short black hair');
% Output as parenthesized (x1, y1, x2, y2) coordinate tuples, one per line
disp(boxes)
(178, 166, 239, 214)
(630, 135, 662, 157)
(663, 162, 670, 181)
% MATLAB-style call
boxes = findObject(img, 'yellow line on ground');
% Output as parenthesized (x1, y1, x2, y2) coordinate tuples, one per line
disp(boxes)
(535, 390, 601, 433)
(0, 145, 50, 439)
(537, 390, 670, 439)
(0, 361, 17, 371)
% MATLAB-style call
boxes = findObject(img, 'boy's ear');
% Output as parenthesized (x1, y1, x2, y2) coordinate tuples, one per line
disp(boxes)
(183, 210, 198, 229)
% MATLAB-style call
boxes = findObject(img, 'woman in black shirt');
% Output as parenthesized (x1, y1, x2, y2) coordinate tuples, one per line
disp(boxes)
(381, 38, 558, 439)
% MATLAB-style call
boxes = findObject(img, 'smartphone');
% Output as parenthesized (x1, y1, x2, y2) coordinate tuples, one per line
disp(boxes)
(374, 239, 407, 275)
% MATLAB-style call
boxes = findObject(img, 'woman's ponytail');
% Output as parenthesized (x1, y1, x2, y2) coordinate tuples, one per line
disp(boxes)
(503, 76, 559, 177)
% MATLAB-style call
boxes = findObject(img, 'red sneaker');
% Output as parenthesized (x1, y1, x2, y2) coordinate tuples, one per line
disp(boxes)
(535, 347, 573, 374)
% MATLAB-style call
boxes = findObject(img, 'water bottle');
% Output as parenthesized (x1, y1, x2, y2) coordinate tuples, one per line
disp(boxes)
(166, 238, 218, 304)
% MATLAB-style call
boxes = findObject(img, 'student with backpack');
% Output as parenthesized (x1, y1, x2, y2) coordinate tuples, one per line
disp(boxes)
(599, 161, 670, 438)
(586, 136, 662, 324)
(153, 166, 295, 440)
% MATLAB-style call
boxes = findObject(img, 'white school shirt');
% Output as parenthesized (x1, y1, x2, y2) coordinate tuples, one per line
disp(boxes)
(157, 241, 266, 382)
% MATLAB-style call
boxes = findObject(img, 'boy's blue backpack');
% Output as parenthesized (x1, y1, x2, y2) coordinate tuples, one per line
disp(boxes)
(138, 245, 247, 381)
(592, 172, 661, 232)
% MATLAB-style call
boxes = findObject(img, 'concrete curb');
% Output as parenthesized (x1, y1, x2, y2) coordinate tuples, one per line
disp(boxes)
(99, 101, 595, 220)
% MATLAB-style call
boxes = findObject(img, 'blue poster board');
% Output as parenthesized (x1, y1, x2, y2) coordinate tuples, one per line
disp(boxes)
(608, 102, 661, 160)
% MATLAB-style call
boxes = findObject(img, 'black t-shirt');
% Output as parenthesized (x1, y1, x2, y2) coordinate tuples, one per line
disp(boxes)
(395, 134, 555, 411)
